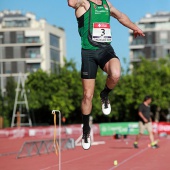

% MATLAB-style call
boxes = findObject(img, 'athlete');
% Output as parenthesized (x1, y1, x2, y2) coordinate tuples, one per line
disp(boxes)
(68, 0, 145, 150)
(134, 96, 159, 149)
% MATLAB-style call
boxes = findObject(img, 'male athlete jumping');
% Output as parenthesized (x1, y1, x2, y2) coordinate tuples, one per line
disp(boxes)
(68, 0, 145, 150)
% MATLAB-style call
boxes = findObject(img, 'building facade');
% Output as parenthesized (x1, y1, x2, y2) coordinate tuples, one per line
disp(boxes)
(129, 12, 170, 63)
(0, 10, 66, 92)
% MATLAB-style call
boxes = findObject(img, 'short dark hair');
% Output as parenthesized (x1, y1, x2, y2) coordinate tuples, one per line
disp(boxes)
(144, 95, 152, 102)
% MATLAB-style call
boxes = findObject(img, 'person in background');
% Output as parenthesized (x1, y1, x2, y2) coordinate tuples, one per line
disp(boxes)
(134, 96, 159, 149)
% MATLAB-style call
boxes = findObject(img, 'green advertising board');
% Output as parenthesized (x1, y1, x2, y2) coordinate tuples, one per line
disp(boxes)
(99, 122, 148, 136)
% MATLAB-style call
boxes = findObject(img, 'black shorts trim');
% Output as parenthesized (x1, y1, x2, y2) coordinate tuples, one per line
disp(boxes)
(81, 45, 119, 79)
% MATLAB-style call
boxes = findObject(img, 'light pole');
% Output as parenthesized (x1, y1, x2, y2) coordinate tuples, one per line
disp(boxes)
(0, 35, 3, 128)
(0, 35, 4, 98)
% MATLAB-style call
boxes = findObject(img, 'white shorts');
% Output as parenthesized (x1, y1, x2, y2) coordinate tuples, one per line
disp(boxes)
(139, 121, 152, 134)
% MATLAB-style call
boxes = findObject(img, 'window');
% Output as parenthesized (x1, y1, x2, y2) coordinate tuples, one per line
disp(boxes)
(151, 49, 156, 58)
(168, 49, 170, 54)
(145, 22, 155, 29)
(25, 47, 41, 58)
(25, 37, 40, 43)
(4, 32, 10, 44)
(147, 32, 152, 44)
(16, 32, 24, 43)
(131, 37, 145, 45)
(160, 32, 168, 44)
(0, 34, 3, 44)
(133, 50, 144, 59)
(14, 46, 21, 58)
(5, 21, 15, 27)
(4, 19, 29, 28)
(166, 49, 170, 56)
(50, 34, 60, 48)
(26, 63, 40, 73)
(50, 48, 60, 62)
(51, 63, 59, 73)
(12, 62, 17, 73)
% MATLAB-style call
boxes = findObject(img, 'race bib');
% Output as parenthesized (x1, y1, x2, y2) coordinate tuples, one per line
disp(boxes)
(92, 23, 112, 42)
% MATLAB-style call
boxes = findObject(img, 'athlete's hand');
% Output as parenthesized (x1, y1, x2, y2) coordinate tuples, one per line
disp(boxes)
(143, 118, 148, 123)
(133, 29, 145, 38)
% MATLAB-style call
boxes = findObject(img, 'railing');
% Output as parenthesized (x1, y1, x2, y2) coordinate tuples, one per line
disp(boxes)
(17, 138, 75, 159)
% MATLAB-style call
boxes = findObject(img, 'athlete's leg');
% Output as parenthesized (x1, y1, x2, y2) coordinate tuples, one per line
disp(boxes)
(81, 79, 95, 150)
(135, 133, 143, 143)
(81, 79, 95, 125)
(148, 131, 159, 148)
(97, 45, 121, 114)
(146, 122, 159, 148)
(134, 121, 144, 148)
(148, 131, 154, 143)
(146, 122, 155, 143)
(99, 58, 121, 115)
(103, 58, 121, 90)
(81, 48, 98, 150)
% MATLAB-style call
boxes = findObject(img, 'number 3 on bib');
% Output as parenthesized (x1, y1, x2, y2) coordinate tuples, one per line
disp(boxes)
(92, 22, 112, 42)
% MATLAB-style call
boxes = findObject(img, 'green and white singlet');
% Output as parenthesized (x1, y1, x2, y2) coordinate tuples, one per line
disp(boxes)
(77, 0, 111, 50)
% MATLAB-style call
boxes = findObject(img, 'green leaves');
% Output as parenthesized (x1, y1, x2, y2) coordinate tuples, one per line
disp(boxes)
(111, 57, 170, 121)
(25, 59, 82, 124)
(11, 57, 170, 124)
(26, 70, 52, 109)
(0, 76, 16, 127)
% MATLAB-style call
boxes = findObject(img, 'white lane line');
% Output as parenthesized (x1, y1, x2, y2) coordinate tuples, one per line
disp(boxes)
(40, 149, 107, 170)
(108, 147, 149, 170)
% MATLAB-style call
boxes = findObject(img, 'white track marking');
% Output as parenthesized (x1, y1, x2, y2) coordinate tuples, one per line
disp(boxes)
(108, 147, 149, 170)
(40, 149, 107, 170)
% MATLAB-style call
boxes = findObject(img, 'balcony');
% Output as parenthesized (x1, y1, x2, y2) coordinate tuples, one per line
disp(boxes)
(25, 53, 41, 58)
(0, 35, 42, 47)
(3, 19, 30, 28)
(25, 46, 41, 64)
(130, 38, 145, 45)
(26, 63, 40, 73)
(25, 50, 42, 64)
(129, 45, 145, 49)
(25, 37, 40, 44)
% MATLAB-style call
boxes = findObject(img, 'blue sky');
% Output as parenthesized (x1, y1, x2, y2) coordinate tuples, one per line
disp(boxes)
(0, 0, 170, 70)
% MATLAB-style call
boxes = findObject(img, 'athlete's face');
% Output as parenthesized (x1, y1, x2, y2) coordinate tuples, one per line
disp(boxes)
(147, 98, 152, 105)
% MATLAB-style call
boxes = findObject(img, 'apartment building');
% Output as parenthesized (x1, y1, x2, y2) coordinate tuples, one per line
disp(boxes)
(0, 10, 66, 92)
(129, 11, 170, 63)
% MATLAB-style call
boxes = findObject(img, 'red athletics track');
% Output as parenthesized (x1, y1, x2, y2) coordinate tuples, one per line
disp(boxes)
(0, 135, 170, 170)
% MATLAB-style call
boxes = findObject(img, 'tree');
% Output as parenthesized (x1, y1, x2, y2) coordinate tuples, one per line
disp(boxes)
(24, 57, 170, 125)
(2, 76, 16, 127)
(26, 69, 53, 125)
(110, 57, 170, 122)
(49, 59, 82, 123)
(26, 59, 82, 124)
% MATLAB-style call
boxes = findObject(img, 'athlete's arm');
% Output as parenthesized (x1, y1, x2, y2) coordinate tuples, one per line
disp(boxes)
(67, 0, 86, 9)
(107, 1, 145, 38)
